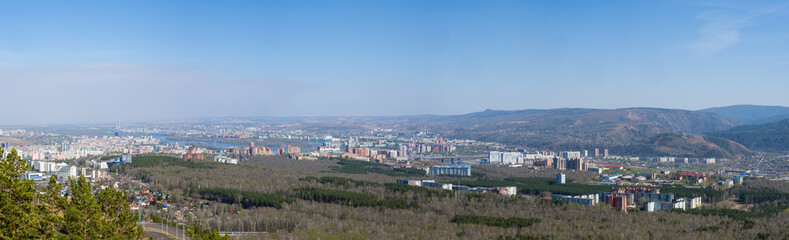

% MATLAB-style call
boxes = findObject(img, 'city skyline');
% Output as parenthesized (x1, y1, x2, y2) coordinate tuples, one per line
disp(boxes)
(2, 1, 789, 125)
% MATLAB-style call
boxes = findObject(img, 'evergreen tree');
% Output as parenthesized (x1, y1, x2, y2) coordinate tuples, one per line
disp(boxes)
(0, 148, 43, 239)
(62, 176, 102, 240)
(40, 177, 66, 239)
(0, 148, 143, 239)
(96, 187, 143, 239)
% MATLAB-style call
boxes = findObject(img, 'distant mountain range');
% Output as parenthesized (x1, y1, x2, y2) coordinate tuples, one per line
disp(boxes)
(699, 105, 789, 125)
(710, 119, 789, 152)
(416, 107, 731, 140)
(296, 105, 789, 157)
(381, 107, 747, 158)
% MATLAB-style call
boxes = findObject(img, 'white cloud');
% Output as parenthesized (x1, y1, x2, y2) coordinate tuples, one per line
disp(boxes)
(688, 10, 744, 57)
(689, 2, 789, 57)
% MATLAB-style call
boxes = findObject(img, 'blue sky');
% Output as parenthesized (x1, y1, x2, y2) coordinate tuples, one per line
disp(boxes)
(1, 1, 789, 124)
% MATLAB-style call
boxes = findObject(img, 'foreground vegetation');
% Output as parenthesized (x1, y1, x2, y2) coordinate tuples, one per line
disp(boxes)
(122, 155, 789, 239)
(0, 148, 142, 239)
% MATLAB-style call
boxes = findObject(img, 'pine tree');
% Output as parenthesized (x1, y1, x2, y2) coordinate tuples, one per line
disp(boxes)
(0, 148, 142, 239)
(0, 148, 43, 239)
(40, 177, 66, 239)
(96, 187, 143, 239)
(62, 176, 102, 240)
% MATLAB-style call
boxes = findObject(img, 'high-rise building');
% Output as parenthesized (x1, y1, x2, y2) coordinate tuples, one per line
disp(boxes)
(553, 158, 566, 170)
(559, 151, 581, 159)
(604, 149, 609, 158)
(399, 145, 408, 157)
(502, 152, 522, 164)
(613, 196, 628, 212)
(568, 158, 585, 171)
(557, 173, 566, 184)
(488, 151, 522, 164)
(594, 148, 600, 157)
(489, 151, 502, 163)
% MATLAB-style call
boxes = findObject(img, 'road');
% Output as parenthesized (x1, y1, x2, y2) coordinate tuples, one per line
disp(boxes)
(139, 222, 188, 240)
(139, 221, 266, 239)
(144, 231, 175, 240)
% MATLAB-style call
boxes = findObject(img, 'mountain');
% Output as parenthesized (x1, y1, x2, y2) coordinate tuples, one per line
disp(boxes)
(415, 108, 739, 150)
(293, 107, 746, 158)
(698, 105, 789, 125)
(710, 119, 789, 152)
(611, 133, 751, 159)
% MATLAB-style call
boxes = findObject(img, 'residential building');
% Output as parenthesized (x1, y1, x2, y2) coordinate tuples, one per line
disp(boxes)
(422, 181, 453, 190)
(557, 173, 566, 184)
(429, 165, 471, 176)
(552, 194, 599, 206)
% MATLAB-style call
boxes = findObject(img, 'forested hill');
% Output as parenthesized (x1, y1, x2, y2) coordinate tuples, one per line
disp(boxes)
(291, 107, 752, 157)
(609, 133, 751, 159)
(412, 108, 738, 151)
(699, 105, 789, 125)
(710, 119, 789, 152)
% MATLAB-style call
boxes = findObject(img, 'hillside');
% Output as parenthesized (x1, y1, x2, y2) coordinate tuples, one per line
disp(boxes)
(699, 105, 789, 125)
(710, 119, 789, 152)
(417, 108, 738, 150)
(291, 107, 745, 158)
(611, 133, 751, 159)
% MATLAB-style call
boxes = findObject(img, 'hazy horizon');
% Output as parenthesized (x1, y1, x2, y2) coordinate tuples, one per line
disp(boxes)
(0, 104, 785, 127)
(2, 1, 789, 125)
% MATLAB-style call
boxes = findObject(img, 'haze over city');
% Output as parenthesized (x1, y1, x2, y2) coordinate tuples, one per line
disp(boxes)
(1, 1, 789, 125)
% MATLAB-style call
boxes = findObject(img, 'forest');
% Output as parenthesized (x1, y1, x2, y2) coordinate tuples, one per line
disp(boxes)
(118, 155, 789, 239)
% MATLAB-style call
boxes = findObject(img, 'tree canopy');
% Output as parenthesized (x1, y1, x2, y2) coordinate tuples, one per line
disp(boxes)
(0, 147, 142, 239)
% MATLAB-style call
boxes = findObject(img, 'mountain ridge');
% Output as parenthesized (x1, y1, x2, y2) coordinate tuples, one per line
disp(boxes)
(710, 118, 789, 152)
(698, 105, 789, 125)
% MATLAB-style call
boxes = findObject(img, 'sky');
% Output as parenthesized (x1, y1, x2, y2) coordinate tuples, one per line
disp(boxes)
(1, 1, 789, 125)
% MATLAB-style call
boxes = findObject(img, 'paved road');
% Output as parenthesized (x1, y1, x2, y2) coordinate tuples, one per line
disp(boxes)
(144, 231, 175, 240)
(139, 222, 187, 240)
